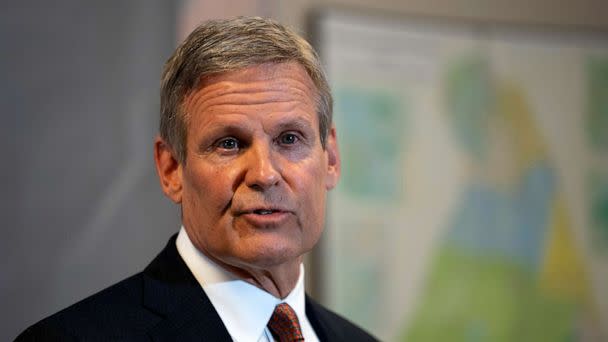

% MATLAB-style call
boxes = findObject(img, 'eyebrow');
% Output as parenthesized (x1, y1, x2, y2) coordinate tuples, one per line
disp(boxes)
(200, 114, 315, 134)
(272, 116, 315, 133)
(199, 122, 250, 140)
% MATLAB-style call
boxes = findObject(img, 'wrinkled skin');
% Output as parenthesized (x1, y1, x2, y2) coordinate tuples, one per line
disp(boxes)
(154, 62, 340, 297)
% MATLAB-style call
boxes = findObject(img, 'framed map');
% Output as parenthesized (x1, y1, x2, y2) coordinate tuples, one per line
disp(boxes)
(312, 9, 608, 341)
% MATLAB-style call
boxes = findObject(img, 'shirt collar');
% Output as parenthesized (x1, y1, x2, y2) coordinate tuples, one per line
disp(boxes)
(175, 226, 307, 342)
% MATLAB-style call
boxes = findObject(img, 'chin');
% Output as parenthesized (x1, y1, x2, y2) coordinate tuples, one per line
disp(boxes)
(232, 240, 308, 269)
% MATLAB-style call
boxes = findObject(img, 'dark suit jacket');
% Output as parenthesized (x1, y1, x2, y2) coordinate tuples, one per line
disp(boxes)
(16, 235, 377, 341)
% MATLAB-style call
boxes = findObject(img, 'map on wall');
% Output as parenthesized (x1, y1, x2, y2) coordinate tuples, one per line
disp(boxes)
(316, 10, 608, 341)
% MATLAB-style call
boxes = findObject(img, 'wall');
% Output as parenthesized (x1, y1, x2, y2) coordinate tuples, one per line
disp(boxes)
(1, 1, 177, 340)
(279, 0, 608, 32)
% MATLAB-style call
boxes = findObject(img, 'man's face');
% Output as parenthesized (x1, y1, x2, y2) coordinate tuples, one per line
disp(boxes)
(156, 62, 340, 272)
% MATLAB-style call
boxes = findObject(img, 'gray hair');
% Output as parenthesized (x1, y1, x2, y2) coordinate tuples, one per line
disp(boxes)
(160, 16, 333, 163)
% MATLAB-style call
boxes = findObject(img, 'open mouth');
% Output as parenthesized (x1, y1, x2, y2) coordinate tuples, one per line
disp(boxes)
(253, 209, 279, 215)
(238, 208, 290, 225)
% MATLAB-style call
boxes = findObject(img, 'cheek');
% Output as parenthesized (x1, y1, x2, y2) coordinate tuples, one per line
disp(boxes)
(181, 166, 237, 250)
(301, 189, 326, 250)
(182, 166, 230, 217)
(293, 159, 328, 231)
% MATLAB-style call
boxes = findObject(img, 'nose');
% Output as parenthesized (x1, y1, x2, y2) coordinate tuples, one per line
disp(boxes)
(244, 142, 280, 191)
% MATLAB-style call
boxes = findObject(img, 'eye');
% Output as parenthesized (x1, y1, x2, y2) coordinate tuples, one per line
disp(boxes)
(216, 137, 239, 150)
(279, 132, 299, 145)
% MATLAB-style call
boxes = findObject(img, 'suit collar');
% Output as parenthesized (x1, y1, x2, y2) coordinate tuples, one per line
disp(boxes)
(306, 295, 339, 341)
(140, 234, 336, 341)
(142, 234, 232, 341)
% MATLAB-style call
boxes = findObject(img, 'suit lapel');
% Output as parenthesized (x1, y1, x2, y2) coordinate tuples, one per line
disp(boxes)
(141, 235, 344, 341)
(306, 295, 341, 342)
(142, 235, 232, 341)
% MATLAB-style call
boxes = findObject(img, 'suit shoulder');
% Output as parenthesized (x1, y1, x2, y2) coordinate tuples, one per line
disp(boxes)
(15, 272, 160, 341)
(306, 297, 379, 341)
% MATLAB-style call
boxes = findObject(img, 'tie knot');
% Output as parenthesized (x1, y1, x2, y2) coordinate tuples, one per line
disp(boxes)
(267, 303, 304, 341)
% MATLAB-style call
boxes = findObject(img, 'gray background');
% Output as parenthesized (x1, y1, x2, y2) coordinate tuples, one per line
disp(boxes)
(2, 1, 178, 339)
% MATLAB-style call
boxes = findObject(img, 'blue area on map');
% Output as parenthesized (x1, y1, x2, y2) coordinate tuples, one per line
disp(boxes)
(445, 163, 555, 270)
(334, 88, 404, 200)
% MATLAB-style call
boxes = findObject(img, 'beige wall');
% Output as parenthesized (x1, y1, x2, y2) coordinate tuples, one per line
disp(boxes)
(176, 0, 607, 43)
(278, 0, 608, 33)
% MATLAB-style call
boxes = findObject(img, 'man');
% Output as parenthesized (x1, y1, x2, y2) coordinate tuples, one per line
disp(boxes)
(17, 17, 377, 341)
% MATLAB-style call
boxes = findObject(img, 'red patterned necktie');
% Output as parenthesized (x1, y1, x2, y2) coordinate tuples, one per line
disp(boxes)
(267, 303, 305, 341)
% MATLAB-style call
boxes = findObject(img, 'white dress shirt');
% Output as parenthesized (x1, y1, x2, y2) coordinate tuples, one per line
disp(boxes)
(176, 227, 319, 342)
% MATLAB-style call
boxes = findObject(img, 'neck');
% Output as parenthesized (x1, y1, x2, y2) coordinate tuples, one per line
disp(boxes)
(238, 260, 302, 299)
(210, 254, 303, 299)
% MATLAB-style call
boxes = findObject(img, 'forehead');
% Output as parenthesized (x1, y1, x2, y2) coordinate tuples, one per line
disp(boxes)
(200, 62, 315, 89)
(182, 62, 319, 127)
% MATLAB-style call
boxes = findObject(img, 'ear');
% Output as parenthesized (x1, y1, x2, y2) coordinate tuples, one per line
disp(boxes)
(154, 136, 183, 203)
(325, 125, 341, 190)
